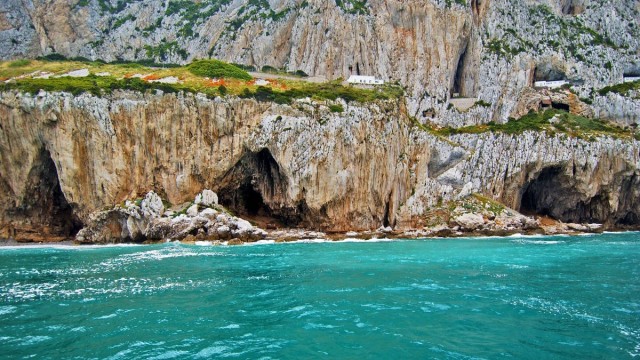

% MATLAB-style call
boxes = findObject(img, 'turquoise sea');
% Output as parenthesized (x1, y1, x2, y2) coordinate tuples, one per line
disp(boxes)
(1, 233, 639, 359)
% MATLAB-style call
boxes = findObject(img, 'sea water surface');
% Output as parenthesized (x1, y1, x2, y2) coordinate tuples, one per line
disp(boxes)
(1, 233, 639, 359)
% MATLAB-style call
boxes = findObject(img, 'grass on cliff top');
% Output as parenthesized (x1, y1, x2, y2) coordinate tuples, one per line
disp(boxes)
(598, 80, 640, 97)
(425, 109, 634, 140)
(0, 59, 402, 104)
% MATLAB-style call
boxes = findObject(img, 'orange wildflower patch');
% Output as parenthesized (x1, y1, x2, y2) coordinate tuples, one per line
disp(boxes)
(207, 78, 226, 87)
(142, 74, 161, 81)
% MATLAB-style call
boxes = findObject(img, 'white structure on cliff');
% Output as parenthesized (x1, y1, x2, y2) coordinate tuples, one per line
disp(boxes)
(347, 75, 384, 85)
(534, 80, 568, 89)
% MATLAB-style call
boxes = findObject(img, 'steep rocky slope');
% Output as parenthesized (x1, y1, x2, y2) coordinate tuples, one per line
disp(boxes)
(0, 90, 638, 241)
(0, 0, 639, 241)
(1, 0, 639, 123)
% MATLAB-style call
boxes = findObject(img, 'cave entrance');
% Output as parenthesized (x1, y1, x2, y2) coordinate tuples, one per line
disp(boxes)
(218, 148, 300, 227)
(519, 166, 610, 223)
(452, 44, 468, 97)
(551, 102, 570, 111)
(534, 65, 566, 82)
(11, 149, 83, 238)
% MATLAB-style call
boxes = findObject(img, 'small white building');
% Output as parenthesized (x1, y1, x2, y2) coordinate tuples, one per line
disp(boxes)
(534, 80, 568, 89)
(347, 75, 384, 85)
(623, 76, 640, 83)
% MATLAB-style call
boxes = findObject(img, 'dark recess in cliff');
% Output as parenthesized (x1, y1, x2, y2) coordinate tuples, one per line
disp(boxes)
(560, 0, 584, 15)
(217, 149, 304, 227)
(452, 43, 469, 97)
(518, 166, 640, 226)
(534, 64, 566, 82)
(7, 149, 83, 238)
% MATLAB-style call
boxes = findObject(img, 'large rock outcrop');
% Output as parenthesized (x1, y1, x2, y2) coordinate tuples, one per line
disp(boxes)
(0, 90, 638, 241)
(1, 0, 638, 123)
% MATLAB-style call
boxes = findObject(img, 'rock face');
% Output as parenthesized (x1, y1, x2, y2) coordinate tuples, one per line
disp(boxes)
(1, 0, 639, 122)
(1, 0, 640, 240)
(1, 90, 638, 242)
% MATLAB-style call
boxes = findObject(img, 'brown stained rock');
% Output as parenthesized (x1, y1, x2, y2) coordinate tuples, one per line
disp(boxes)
(227, 238, 243, 246)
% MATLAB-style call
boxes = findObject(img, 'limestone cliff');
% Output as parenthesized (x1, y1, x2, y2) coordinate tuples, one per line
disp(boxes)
(1, 90, 638, 241)
(1, 0, 639, 124)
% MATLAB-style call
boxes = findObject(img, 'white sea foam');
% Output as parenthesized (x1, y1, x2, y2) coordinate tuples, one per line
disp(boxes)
(195, 346, 229, 358)
(0, 305, 17, 315)
(218, 324, 240, 329)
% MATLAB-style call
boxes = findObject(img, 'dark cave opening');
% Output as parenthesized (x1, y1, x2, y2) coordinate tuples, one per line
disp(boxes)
(236, 183, 269, 217)
(218, 148, 302, 227)
(551, 102, 570, 111)
(519, 166, 611, 224)
(519, 167, 561, 217)
(12, 149, 83, 237)
(534, 65, 567, 82)
(452, 45, 467, 96)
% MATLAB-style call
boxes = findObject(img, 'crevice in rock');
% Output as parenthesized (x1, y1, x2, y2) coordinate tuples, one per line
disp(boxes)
(382, 195, 391, 228)
(217, 148, 301, 227)
(471, 0, 480, 17)
(7, 148, 83, 238)
(452, 42, 469, 97)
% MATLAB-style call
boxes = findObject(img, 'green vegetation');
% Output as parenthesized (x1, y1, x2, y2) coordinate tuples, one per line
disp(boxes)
(426, 109, 632, 140)
(239, 81, 403, 105)
(112, 14, 136, 30)
(335, 0, 368, 15)
(486, 38, 525, 58)
(8, 59, 31, 68)
(165, 0, 232, 38)
(474, 100, 492, 108)
(188, 59, 252, 80)
(222, 0, 289, 38)
(144, 41, 188, 61)
(0, 59, 403, 106)
(260, 65, 310, 78)
(329, 104, 344, 113)
(232, 63, 257, 72)
(598, 80, 640, 97)
(0, 75, 186, 97)
(445, 0, 466, 7)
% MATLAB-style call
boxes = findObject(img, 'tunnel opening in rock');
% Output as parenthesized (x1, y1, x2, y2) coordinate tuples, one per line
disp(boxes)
(551, 102, 570, 111)
(9, 149, 83, 238)
(519, 166, 611, 223)
(452, 43, 468, 97)
(217, 149, 301, 227)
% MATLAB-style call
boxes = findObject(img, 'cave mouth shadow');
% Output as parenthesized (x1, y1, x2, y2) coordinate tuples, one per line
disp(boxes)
(217, 148, 303, 227)
(519, 167, 562, 218)
(519, 166, 610, 224)
(10, 148, 83, 237)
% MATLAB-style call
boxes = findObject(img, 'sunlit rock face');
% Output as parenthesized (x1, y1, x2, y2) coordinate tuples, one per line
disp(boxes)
(0, 90, 638, 241)
(1, 0, 638, 123)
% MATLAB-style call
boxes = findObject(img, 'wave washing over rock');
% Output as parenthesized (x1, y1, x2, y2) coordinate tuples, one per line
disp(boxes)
(0, 0, 639, 243)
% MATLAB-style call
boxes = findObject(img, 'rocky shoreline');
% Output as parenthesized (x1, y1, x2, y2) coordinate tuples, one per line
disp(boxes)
(2, 190, 618, 247)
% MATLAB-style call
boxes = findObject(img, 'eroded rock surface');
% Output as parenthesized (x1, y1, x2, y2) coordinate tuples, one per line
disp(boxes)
(0, 90, 638, 241)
